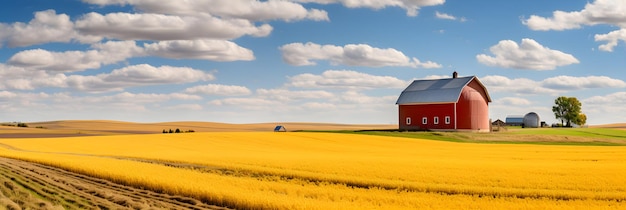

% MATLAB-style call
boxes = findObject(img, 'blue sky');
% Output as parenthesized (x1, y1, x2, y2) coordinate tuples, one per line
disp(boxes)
(1, 0, 625, 125)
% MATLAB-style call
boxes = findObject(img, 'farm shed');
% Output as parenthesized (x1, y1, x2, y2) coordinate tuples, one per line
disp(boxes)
(523, 112, 540, 128)
(505, 115, 524, 126)
(492, 119, 506, 127)
(274, 125, 286, 132)
(396, 72, 491, 132)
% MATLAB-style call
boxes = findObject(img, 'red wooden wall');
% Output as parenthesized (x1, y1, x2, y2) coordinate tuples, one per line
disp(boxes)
(398, 79, 490, 131)
(398, 103, 455, 130)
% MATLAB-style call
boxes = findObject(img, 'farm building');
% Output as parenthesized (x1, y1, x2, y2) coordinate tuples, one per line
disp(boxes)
(396, 72, 491, 132)
(523, 112, 540, 128)
(505, 115, 524, 126)
(505, 112, 541, 127)
(273, 125, 287, 132)
(492, 119, 506, 127)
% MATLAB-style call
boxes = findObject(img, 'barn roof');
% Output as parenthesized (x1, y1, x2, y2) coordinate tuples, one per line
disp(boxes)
(505, 116, 524, 124)
(396, 76, 491, 105)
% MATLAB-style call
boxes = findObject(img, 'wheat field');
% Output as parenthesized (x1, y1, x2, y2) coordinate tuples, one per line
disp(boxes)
(0, 132, 624, 209)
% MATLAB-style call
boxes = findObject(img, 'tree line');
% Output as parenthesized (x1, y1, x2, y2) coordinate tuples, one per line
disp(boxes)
(162, 128, 195, 133)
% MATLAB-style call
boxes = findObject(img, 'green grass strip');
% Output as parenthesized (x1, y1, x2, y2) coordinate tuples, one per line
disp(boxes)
(298, 129, 626, 146)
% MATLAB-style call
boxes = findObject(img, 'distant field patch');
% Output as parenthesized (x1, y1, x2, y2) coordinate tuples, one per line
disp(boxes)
(321, 127, 626, 146)
(512, 127, 626, 138)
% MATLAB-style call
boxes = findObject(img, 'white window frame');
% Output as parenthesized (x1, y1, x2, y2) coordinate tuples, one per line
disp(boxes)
(434, 116, 439, 124)
(445, 116, 451, 124)
(406, 117, 411, 125)
(422, 117, 427, 125)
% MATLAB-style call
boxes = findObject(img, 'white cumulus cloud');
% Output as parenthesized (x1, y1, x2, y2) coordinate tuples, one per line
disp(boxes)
(82, 0, 329, 22)
(494, 97, 532, 106)
(75, 12, 272, 41)
(0, 91, 18, 99)
(184, 84, 252, 96)
(0, 10, 100, 47)
(541, 75, 626, 90)
(481, 75, 560, 95)
(584, 91, 626, 105)
(523, 0, 626, 51)
(8, 49, 102, 72)
(594, 28, 626, 52)
(583, 91, 626, 124)
(302, 102, 336, 110)
(256, 88, 335, 101)
(339, 90, 396, 104)
(435, 11, 465, 22)
(524, 0, 626, 30)
(8, 40, 143, 72)
(165, 104, 204, 111)
(287, 70, 409, 90)
(208, 98, 281, 110)
(280, 42, 441, 68)
(476, 39, 579, 70)
(292, 0, 445, 16)
(81, 92, 201, 105)
(0, 64, 60, 90)
(66, 64, 214, 92)
(8, 39, 253, 73)
(481, 75, 625, 95)
(144, 39, 255, 61)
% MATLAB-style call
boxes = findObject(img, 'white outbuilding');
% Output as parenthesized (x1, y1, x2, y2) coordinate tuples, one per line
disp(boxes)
(523, 112, 540, 128)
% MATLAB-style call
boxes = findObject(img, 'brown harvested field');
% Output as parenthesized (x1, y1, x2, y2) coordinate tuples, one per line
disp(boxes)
(1, 120, 397, 138)
(591, 123, 626, 130)
(0, 157, 229, 210)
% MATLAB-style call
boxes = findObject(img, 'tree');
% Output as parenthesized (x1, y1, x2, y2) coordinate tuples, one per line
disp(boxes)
(573, 113, 587, 126)
(552, 96, 582, 127)
(175, 128, 181, 133)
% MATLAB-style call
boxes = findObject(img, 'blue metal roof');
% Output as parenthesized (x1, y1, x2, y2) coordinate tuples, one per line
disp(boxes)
(505, 116, 524, 124)
(396, 76, 480, 105)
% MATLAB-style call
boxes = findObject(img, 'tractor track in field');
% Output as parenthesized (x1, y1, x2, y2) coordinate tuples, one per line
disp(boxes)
(0, 157, 231, 210)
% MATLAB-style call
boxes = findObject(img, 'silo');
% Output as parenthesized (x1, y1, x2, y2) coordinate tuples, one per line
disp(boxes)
(523, 112, 540, 128)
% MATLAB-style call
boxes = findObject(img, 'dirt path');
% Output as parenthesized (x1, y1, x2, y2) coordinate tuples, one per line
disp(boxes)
(0, 157, 230, 210)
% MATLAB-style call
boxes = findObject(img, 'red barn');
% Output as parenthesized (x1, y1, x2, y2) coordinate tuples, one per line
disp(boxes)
(396, 72, 491, 132)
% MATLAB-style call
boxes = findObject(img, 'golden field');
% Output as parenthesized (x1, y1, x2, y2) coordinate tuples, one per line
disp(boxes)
(0, 131, 625, 209)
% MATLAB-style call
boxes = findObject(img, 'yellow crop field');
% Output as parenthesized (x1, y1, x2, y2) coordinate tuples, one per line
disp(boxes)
(0, 132, 625, 209)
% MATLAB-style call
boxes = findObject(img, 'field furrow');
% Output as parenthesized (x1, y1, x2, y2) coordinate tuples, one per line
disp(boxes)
(0, 157, 230, 210)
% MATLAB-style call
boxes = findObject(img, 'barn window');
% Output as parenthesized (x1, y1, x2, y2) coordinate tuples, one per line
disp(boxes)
(422, 117, 427, 125)
(406, 117, 411, 125)
(445, 116, 451, 124)
(434, 117, 439, 124)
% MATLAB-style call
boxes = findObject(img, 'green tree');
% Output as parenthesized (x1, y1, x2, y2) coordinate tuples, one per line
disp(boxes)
(573, 113, 587, 126)
(552, 96, 582, 127)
